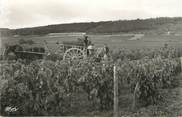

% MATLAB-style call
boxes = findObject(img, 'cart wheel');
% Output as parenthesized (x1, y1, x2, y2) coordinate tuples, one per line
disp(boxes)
(63, 48, 85, 60)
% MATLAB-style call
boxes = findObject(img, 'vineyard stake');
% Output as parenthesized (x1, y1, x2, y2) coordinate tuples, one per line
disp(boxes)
(132, 82, 140, 110)
(114, 65, 118, 117)
(180, 57, 182, 72)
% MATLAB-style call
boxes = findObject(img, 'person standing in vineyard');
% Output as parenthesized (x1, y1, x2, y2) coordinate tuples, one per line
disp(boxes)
(83, 35, 89, 55)
(87, 44, 94, 56)
(83, 35, 92, 55)
(104, 44, 109, 55)
(83, 35, 89, 48)
(103, 44, 109, 61)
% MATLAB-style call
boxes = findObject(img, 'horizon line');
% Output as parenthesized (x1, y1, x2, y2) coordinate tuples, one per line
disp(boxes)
(2, 16, 182, 30)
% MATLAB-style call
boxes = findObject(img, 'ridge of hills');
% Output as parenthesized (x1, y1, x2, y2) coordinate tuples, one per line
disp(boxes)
(1, 17, 182, 36)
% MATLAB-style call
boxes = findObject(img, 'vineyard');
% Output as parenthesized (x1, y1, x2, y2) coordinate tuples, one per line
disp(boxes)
(0, 46, 182, 116)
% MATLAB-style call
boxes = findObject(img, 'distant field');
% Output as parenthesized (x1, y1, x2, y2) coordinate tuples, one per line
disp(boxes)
(1, 33, 182, 54)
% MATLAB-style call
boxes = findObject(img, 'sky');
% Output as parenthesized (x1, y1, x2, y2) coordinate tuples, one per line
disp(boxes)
(0, 0, 182, 29)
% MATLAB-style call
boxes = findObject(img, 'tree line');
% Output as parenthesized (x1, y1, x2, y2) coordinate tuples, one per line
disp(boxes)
(1, 17, 182, 36)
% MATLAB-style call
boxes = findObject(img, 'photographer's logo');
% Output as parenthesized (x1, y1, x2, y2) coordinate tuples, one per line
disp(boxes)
(5, 106, 18, 113)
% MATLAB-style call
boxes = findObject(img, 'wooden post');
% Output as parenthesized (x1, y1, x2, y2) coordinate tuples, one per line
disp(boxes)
(181, 57, 182, 72)
(2, 48, 6, 60)
(114, 65, 118, 117)
(132, 82, 140, 110)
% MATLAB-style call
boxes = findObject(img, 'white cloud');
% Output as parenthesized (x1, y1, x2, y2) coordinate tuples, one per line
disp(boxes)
(0, 0, 182, 29)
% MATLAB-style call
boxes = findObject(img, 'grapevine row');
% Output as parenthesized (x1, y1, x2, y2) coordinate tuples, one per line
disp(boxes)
(0, 56, 181, 115)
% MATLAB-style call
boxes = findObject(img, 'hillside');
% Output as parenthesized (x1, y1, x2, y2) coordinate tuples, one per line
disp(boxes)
(0, 28, 12, 36)
(1, 17, 182, 36)
(88, 17, 182, 34)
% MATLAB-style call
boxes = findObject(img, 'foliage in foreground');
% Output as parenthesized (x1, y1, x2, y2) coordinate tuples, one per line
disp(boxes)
(117, 57, 181, 106)
(112, 47, 182, 61)
(0, 56, 181, 116)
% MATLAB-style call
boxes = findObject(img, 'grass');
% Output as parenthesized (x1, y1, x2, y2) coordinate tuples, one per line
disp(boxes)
(1, 33, 182, 55)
